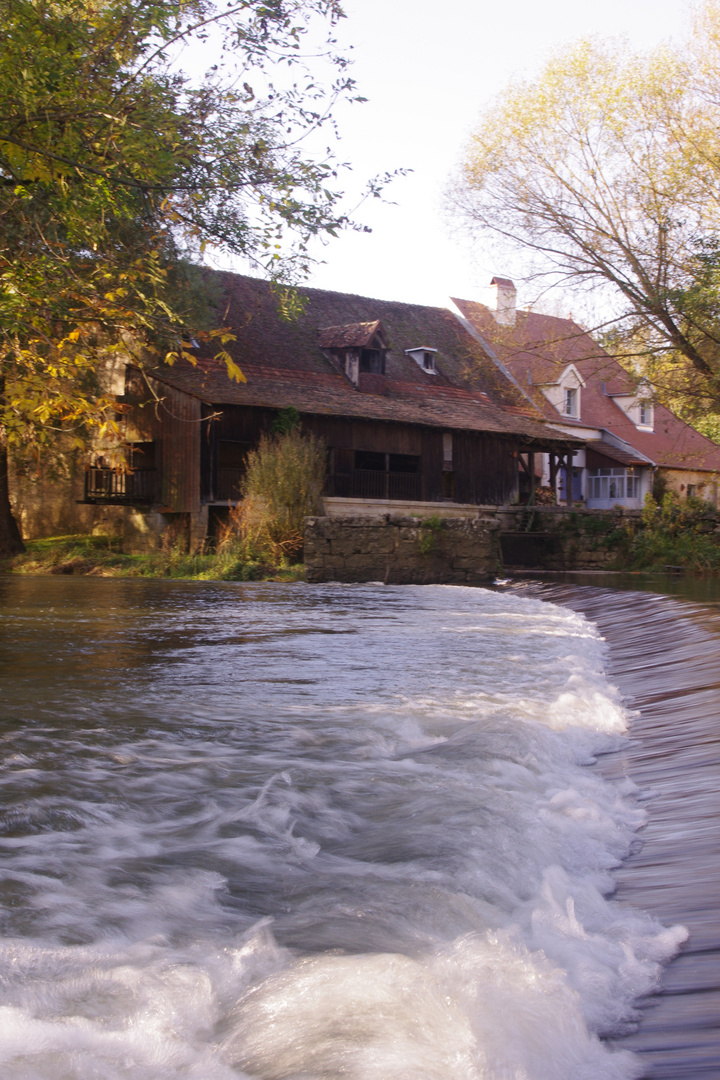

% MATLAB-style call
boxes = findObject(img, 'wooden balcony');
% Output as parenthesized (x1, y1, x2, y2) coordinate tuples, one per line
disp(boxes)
(329, 469, 423, 502)
(84, 467, 158, 505)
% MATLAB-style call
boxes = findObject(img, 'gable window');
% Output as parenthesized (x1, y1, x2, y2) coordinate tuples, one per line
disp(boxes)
(638, 401, 653, 427)
(563, 387, 578, 417)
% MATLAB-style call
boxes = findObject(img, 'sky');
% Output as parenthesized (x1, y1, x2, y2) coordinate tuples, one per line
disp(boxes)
(212, 0, 696, 312)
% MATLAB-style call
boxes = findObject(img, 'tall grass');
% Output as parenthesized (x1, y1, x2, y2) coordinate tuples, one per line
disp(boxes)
(220, 427, 327, 563)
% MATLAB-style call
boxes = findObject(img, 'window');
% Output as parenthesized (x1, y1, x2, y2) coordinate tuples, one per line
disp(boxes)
(638, 401, 653, 427)
(563, 387, 578, 417)
(626, 468, 640, 498)
(687, 484, 697, 499)
(359, 349, 385, 374)
(405, 347, 438, 374)
(587, 467, 640, 501)
(442, 432, 453, 470)
(355, 450, 385, 471)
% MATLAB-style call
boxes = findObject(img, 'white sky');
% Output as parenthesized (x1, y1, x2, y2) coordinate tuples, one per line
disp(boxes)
(213, 0, 696, 312)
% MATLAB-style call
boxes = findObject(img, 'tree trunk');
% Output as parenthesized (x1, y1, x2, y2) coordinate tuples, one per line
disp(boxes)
(0, 440, 25, 556)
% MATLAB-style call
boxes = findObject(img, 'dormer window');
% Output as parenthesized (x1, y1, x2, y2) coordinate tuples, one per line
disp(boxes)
(563, 387, 578, 417)
(638, 400, 653, 428)
(405, 347, 438, 374)
(317, 320, 388, 388)
(360, 348, 385, 374)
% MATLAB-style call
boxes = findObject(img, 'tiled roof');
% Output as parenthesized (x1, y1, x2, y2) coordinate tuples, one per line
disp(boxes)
(587, 440, 652, 468)
(149, 273, 581, 446)
(453, 297, 720, 473)
(317, 321, 382, 349)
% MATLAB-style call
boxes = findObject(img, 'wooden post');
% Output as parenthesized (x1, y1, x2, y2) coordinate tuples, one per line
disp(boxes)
(549, 453, 558, 499)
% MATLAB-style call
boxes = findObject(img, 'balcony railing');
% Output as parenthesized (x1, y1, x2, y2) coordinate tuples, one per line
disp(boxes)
(84, 467, 158, 504)
(329, 469, 423, 501)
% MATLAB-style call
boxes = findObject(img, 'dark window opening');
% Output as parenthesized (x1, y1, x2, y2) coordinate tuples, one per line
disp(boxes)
(359, 349, 385, 375)
(355, 450, 386, 471)
(215, 440, 250, 500)
(328, 449, 422, 501)
(389, 453, 420, 473)
(84, 441, 157, 504)
(218, 440, 249, 469)
(130, 441, 156, 469)
(441, 471, 455, 500)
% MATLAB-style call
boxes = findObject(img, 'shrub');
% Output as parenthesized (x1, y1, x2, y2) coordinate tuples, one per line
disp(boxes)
(621, 492, 720, 572)
(224, 427, 326, 562)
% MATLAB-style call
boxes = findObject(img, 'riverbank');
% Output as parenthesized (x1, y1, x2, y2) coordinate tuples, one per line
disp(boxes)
(2, 534, 304, 582)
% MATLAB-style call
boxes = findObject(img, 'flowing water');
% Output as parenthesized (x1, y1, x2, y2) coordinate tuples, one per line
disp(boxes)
(0, 576, 697, 1079)
(521, 580, 720, 1080)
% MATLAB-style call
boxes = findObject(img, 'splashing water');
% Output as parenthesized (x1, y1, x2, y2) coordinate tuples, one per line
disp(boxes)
(0, 578, 685, 1079)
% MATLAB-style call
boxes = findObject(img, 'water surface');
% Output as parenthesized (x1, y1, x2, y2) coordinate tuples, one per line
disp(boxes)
(0, 577, 685, 1079)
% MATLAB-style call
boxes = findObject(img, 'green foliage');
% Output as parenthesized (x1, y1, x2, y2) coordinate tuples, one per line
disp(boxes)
(621, 492, 720, 572)
(3, 533, 303, 580)
(452, 4, 720, 412)
(0, 0, 363, 453)
(418, 514, 444, 556)
(271, 406, 301, 436)
(226, 427, 327, 561)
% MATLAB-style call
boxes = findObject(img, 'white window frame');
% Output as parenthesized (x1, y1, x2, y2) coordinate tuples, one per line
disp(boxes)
(638, 400, 653, 427)
(587, 466, 640, 502)
(563, 386, 579, 417)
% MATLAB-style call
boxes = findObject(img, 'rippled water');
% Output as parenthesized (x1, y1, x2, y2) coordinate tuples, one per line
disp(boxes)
(0, 577, 687, 1079)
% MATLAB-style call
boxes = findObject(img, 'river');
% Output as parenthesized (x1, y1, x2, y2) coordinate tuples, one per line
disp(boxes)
(0, 574, 714, 1079)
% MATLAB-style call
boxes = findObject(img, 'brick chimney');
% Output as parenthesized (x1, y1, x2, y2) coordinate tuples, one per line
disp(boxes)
(489, 276, 516, 326)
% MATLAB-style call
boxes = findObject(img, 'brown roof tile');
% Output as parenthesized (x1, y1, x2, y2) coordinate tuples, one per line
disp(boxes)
(453, 297, 720, 473)
(150, 274, 581, 447)
(317, 321, 382, 349)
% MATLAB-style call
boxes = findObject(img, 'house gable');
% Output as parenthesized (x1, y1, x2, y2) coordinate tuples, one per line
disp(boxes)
(537, 363, 586, 421)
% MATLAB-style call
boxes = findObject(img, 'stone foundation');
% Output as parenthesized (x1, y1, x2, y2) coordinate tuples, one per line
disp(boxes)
(304, 514, 501, 584)
(305, 505, 640, 583)
(496, 505, 638, 571)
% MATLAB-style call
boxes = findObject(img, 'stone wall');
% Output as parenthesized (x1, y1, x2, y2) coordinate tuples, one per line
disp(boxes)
(497, 505, 637, 571)
(304, 514, 501, 584)
(305, 505, 639, 583)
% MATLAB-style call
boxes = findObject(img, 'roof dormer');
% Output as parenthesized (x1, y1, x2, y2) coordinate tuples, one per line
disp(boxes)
(606, 379, 655, 431)
(405, 347, 438, 375)
(538, 363, 585, 421)
(318, 320, 388, 388)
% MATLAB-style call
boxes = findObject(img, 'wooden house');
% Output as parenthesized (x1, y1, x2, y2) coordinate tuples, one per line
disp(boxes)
(453, 279, 720, 508)
(43, 273, 582, 550)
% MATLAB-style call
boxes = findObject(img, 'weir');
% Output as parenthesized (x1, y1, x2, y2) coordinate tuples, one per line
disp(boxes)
(524, 582, 720, 1080)
(0, 575, 716, 1078)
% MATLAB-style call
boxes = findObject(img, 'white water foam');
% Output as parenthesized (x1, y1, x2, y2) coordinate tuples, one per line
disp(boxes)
(0, 580, 686, 1078)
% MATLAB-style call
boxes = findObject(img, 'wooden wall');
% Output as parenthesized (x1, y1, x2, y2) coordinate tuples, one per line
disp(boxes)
(200, 404, 521, 507)
(125, 373, 201, 513)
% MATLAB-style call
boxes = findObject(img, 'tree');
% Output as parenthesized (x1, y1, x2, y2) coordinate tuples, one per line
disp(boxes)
(0, 0, 364, 554)
(452, 3, 720, 424)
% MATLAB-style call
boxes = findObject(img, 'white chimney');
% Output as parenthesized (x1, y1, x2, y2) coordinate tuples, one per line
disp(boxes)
(488, 276, 516, 326)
